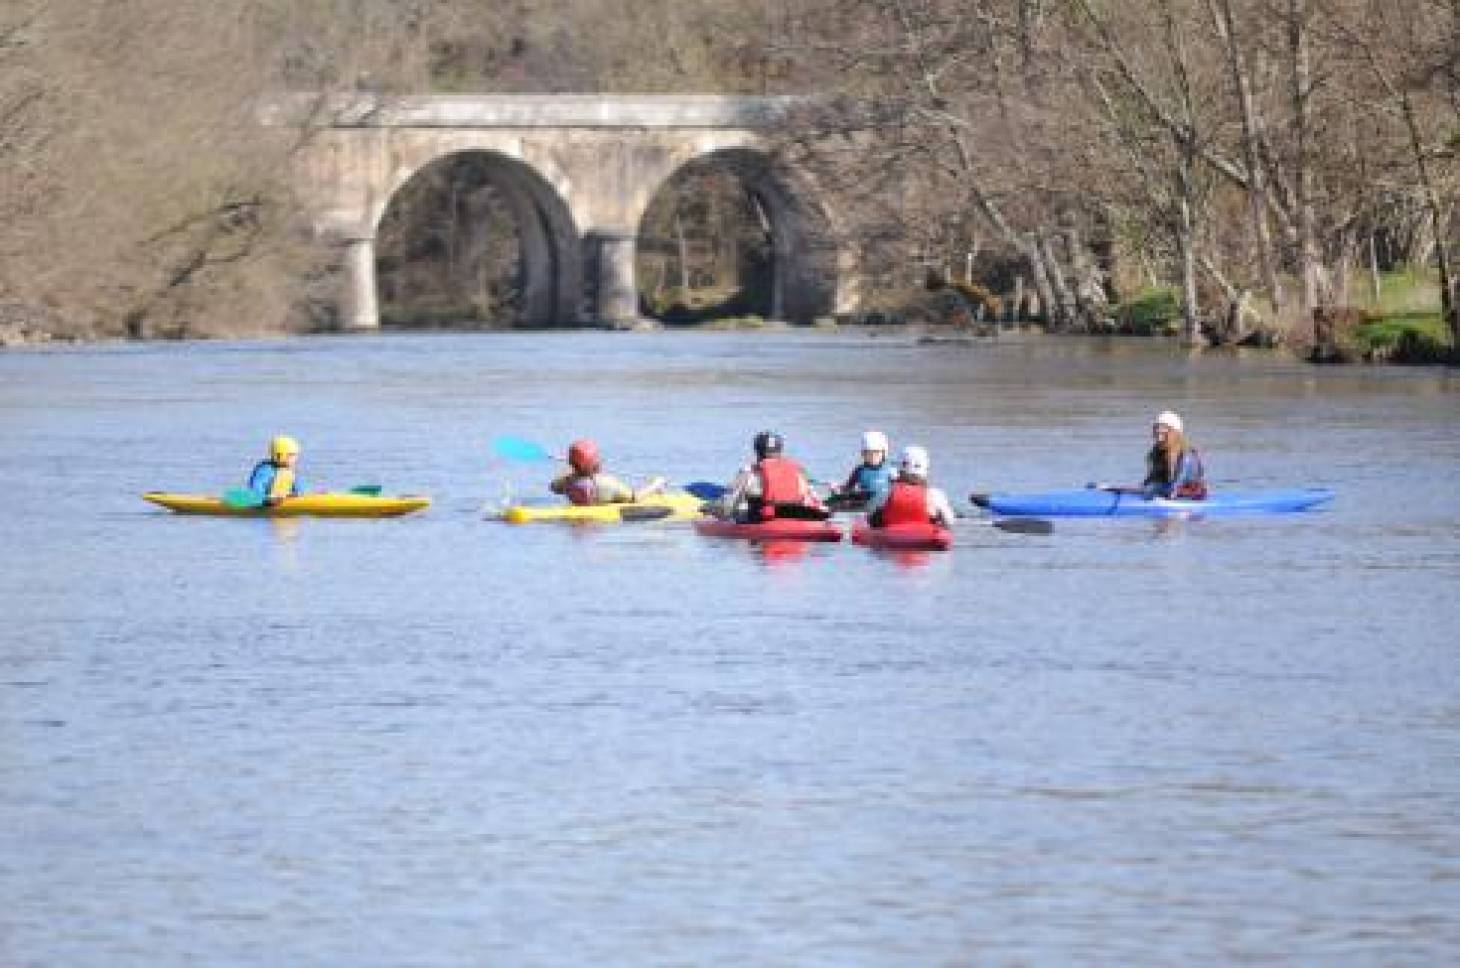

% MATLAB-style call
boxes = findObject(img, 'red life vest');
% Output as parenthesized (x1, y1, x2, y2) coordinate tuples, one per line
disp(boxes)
(1174, 448, 1208, 499)
(876, 480, 930, 526)
(756, 457, 804, 505)
(563, 475, 597, 506)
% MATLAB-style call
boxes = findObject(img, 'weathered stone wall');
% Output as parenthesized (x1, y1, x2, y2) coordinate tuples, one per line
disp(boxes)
(282, 95, 848, 328)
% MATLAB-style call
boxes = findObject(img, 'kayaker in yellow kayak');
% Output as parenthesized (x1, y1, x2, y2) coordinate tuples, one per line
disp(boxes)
(247, 435, 305, 506)
(549, 439, 665, 506)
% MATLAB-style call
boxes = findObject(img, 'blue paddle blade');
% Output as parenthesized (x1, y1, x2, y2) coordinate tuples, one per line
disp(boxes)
(683, 481, 727, 500)
(222, 488, 265, 509)
(490, 435, 553, 462)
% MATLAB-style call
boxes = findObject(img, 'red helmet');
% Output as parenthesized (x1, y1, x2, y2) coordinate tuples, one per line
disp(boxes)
(567, 439, 601, 474)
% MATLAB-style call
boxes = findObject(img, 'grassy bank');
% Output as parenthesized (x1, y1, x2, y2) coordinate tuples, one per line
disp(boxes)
(1349, 270, 1455, 364)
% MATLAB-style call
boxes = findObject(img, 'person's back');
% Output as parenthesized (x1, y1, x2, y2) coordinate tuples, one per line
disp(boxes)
(867, 446, 955, 527)
(248, 435, 303, 506)
(724, 431, 827, 522)
(549, 438, 662, 506)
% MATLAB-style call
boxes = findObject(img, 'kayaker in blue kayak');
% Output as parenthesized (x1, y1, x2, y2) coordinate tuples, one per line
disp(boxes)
(829, 430, 894, 508)
(718, 430, 828, 522)
(1142, 410, 1207, 499)
(550, 438, 665, 506)
(247, 435, 304, 506)
(867, 446, 956, 528)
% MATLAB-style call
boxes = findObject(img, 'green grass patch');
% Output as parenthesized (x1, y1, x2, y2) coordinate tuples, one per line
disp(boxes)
(1368, 268, 1443, 315)
(1114, 286, 1181, 335)
(1350, 311, 1453, 362)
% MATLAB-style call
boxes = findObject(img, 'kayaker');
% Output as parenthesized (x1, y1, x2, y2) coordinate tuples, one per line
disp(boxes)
(1142, 410, 1207, 499)
(866, 445, 956, 528)
(720, 430, 828, 522)
(549, 438, 665, 506)
(830, 430, 894, 507)
(248, 435, 304, 506)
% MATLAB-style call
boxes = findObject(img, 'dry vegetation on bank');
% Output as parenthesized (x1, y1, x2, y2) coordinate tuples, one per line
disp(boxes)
(1, 1, 1456, 362)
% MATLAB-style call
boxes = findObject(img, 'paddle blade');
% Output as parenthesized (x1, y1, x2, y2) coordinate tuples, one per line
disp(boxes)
(222, 488, 265, 509)
(349, 485, 382, 496)
(684, 481, 727, 500)
(968, 492, 991, 509)
(617, 505, 675, 522)
(993, 517, 1053, 535)
(490, 435, 553, 462)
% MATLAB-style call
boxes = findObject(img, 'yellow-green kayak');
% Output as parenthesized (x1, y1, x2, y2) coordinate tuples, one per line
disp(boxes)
(501, 490, 704, 524)
(144, 492, 430, 518)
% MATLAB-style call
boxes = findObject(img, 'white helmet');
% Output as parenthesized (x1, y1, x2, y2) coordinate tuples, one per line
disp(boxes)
(860, 430, 889, 453)
(899, 445, 930, 478)
(1154, 410, 1184, 433)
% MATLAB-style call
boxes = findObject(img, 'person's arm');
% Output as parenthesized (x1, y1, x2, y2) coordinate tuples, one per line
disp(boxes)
(715, 466, 754, 518)
(927, 487, 956, 527)
(596, 474, 636, 504)
(247, 462, 272, 495)
(632, 476, 667, 501)
(865, 486, 891, 527)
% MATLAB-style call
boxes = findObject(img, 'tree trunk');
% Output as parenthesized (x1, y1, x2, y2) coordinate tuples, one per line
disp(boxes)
(1036, 234, 1078, 330)
(674, 211, 690, 292)
(1369, 232, 1382, 304)
(1207, 0, 1287, 322)
(1288, 0, 1321, 329)
(1024, 238, 1059, 326)
(1177, 156, 1201, 346)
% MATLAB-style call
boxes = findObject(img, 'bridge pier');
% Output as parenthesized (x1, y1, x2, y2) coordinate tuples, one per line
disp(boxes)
(342, 237, 380, 330)
(588, 229, 639, 326)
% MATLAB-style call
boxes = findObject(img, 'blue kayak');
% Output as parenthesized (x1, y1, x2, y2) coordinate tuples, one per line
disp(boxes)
(981, 488, 1335, 518)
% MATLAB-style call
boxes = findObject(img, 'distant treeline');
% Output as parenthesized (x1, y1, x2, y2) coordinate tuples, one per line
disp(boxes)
(1, 1, 1455, 352)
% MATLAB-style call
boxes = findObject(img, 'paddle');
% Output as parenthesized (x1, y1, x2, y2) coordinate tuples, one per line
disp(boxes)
(490, 434, 558, 462)
(348, 485, 382, 495)
(222, 488, 266, 509)
(990, 517, 1053, 535)
(964, 491, 1053, 534)
(616, 505, 675, 522)
(684, 481, 727, 501)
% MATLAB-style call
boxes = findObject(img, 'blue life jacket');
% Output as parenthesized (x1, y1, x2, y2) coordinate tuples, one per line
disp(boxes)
(247, 460, 302, 499)
(846, 462, 894, 497)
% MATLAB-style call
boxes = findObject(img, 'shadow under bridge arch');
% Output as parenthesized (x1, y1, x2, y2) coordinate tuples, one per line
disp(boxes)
(635, 148, 838, 325)
(375, 151, 582, 327)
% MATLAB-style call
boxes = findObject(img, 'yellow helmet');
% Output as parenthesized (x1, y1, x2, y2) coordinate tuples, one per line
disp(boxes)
(269, 435, 300, 460)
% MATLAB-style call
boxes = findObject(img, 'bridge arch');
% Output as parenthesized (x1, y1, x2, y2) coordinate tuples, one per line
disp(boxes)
(373, 149, 581, 326)
(632, 146, 838, 324)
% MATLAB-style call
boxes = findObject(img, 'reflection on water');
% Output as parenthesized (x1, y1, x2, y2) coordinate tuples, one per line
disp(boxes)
(0, 331, 1457, 965)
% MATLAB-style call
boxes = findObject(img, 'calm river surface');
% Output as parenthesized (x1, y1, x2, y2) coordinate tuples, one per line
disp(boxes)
(2, 330, 1457, 966)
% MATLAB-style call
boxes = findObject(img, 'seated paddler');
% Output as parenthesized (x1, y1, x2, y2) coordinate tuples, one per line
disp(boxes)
(866, 445, 956, 528)
(550, 438, 665, 506)
(248, 435, 304, 507)
(719, 430, 828, 523)
(1142, 410, 1207, 500)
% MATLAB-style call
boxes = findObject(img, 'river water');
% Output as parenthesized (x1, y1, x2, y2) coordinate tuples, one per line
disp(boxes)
(1, 331, 1457, 966)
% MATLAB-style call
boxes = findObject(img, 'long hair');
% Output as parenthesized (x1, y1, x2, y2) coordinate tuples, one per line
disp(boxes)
(1147, 428, 1188, 483)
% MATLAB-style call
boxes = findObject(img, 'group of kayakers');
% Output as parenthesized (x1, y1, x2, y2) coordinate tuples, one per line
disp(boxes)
(243, 409, 1207, 521)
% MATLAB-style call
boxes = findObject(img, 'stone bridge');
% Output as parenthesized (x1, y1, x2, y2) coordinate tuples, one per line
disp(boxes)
(284, 94, 851, 328)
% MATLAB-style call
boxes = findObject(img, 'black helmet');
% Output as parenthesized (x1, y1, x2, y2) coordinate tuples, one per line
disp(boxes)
(753, 430, 784, 459)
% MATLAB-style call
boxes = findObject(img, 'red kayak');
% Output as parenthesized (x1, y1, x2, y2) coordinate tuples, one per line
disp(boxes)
(694, 518, 843, 542)
(851, 521, 954, 551)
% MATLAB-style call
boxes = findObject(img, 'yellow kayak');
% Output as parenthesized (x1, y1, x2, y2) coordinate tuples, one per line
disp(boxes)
(501, 490, 704, 524)
(144, 492, 431, 518)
